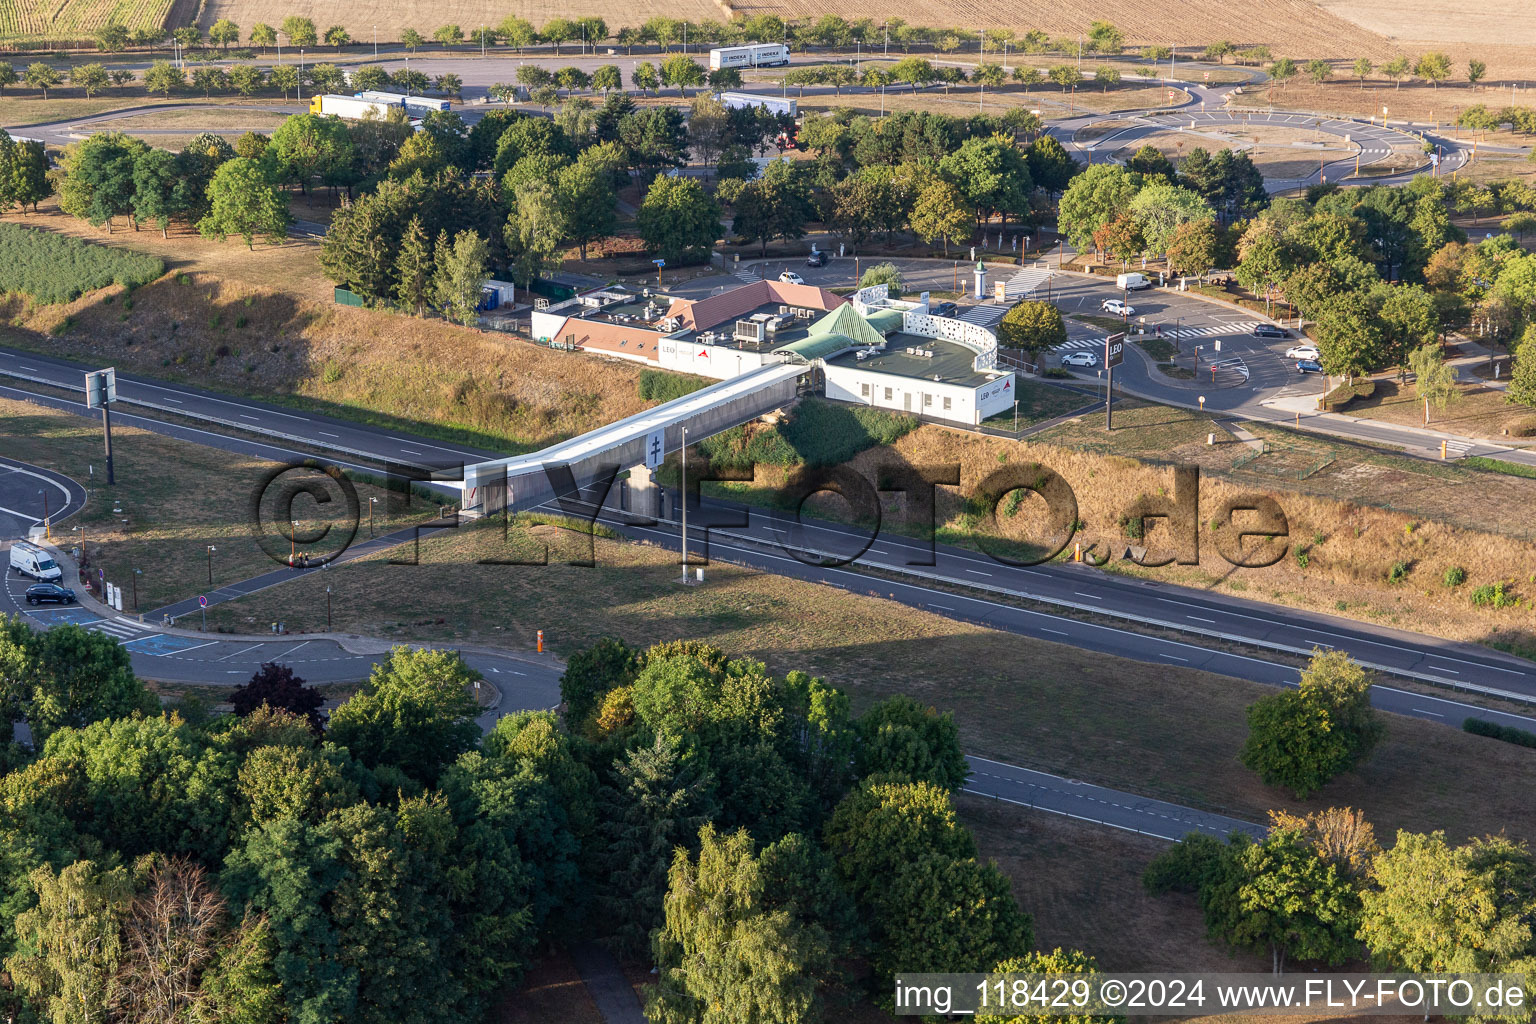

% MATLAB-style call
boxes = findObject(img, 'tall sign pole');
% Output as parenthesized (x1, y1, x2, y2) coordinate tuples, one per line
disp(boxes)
(1104, 333, 1124, 432)
(84, 368, 117, 484)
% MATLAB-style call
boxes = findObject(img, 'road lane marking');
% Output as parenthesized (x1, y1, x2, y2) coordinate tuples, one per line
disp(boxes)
(964, 569, 992, 577)
(1413, 708, 1445, 718)
(1073, 591, 1102, 600)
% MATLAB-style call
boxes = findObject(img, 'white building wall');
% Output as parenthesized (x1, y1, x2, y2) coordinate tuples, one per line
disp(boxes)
(824, 366, 978, 423)
(657, 338, 774, 380)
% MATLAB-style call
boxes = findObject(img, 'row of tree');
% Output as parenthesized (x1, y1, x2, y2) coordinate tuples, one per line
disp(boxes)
(0, 59, 461, 101)
(1146, 806, 1536, 984)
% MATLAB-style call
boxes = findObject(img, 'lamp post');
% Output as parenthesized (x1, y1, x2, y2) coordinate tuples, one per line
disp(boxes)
(277, 32, 281, 65)
(373, 25, 377, 58)
(37, 488, 48, 539)
(369, 496, 378, 537)
(206, 544, 215, 585)
(678, 423, 691, 583)
(132, 568, 141, 611)
(326, 584, 332, 629)
(298, 49, 304, 101)
(290, 521, 299, 565)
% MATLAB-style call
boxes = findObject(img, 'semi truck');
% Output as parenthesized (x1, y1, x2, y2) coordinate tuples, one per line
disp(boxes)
(718, 91, 797, 117)
(357, 90, 451, 115)
(708, 43, 790, 70)
(309, 94, 395, 119)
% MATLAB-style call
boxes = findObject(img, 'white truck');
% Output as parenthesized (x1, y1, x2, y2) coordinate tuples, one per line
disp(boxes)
(357, 91, 451, 115)
(709, 43, 790, 70)
(1116, 272, 1151, 291)
(719, 91, 797, 117)
(10, 541, 61, 582)
(309, 94, 396, 120)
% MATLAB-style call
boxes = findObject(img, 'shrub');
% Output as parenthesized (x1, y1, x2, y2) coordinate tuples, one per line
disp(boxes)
(1507, 416, 1536, 438)
(0, 224, 163, 304)
(1471, 581, 1517, 608)
(1463, 717, 1536, 749)
(1387, 560, 1410, 584)
(321, 361, 343, 384)
(1443, 565, 1467, 587)
(638, 368, 710, 404)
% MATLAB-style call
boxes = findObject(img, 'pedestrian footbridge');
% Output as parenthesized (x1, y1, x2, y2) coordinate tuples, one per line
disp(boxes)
(456, 362, 806, 518)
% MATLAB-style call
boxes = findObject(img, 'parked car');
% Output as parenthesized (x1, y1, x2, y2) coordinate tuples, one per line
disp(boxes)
(25, 582, 76, 605)
(805, 250, 827, 267)
(1116, 272, 1151, 290)
(1285, 344, 1321, 360)
(1296, 359, 1324, 374)
(778, 270, 805, 285)
(1252, 323, 1289, 339)
(1101, 298, 1134, 316)
(1061, 350, 1100, 368)
(930, 300, 958, 318)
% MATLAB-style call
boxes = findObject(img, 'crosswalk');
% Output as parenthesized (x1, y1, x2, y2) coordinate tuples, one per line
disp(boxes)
(89, 616, 152, 641)
(1161, 321, 1264, 340)
(1057, 335, 1104, 351)
(957, 304, 1006, 328)
(1442, 438, 1474, 456)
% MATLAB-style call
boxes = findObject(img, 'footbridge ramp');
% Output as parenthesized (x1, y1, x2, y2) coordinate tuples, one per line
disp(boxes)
(457, 362, 805, 517)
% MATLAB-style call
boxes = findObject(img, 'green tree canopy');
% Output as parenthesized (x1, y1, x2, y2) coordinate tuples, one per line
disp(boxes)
(326, 646, 482, 783)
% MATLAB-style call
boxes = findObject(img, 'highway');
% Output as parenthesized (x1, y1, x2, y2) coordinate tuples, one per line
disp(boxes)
(4, 342, 1535, 732)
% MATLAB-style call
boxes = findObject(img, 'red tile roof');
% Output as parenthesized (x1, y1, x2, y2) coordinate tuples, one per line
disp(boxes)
(665, 280, 846, 332)
(558, 318, 660, 363)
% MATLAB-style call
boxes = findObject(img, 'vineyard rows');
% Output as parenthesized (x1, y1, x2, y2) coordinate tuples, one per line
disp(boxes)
(0, 0, 175, 40)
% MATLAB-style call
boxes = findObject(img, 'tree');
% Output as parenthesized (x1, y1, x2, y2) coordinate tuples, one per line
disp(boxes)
(1408, 343, 1458, 424)
(1087, 20, 1123, 54)
(1058, 164, 1141, 250)
(647, 825, 839, 1024)
(1128, 181, 1213, 254)
(267, 64, 297, 100)
(1360, 830, 1536, 977)
(209, 18, 240, 49)
(69, 63, 108, 97)
(394, 27, 422, 52)
(1025, 134, 1079, 196)
(112, 858, 236, 1022)
(860, 262, 903, 298)
(1311, 293, 1385, 379)
(1094, 65, 1121, 92)
(25, 62, 60, 99)
(1203, 825, 1364, 974)
(1510, 330, 1536, 407)
(432, 23, 463, 47)
(394, 215, 433, 315)
(1240, 649, 1383, 798)
(5, 860, 134, 1024)
(191, 67, 228, 98)
(172, 26, 201, 48)
(591, 64, 623, 95)
(1306, 59, 1332, 85)
(997, 300, 1069, 359)
(1048, 65, 1082, 92)
(1467, 59, 1487, 86)
(1415, 51, 1452, 88)
(231, 662, 323, 725)
(910, 179, 972, 255)
(1166, 218, 1225, 282)
(94, 22, 129, 52)
(1093, 214, 1144, 266)
(505, 180, 567, 286)
(0, 64, 18, 96)
(326, 645, 482, 782)
(855, 695, 967, 790)
(593, 733, 720, 954)
(730, 164, 817, 257)
(280, 15, 317, 47)
(636, 175, 719, 263)
(143, 60, 184, 98)
(196, 157, 287, 249)
(500, 16, 537, 52)
(130, 147, 190, 238)
(6, 138, 51, 212)
(632, 61, 660, 95)
(1269, 56, 1298, 92)
(978, 948, 1125, 1024)
(661, 54, 705, 97)
(1353, 57, 1374, 88)
(542, 17, 577, 54)
(269, 113, 352, 194)
(1125, 144, 1175, 180)
(1382, 55, 1412, 88)
(250, 23, 276, 51)
(25, 621, 155, 741)
(229, 64, 265, 96)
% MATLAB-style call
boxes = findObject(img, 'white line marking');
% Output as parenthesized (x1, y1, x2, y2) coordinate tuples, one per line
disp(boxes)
(1413, 708, 1445, 718)
(1073, 591, 1102, 600)
(964, 569, 992, 577)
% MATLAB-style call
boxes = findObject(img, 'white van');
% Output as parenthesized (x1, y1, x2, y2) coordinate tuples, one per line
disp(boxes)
(1116, 272, 1151, 291)
(10, 541, 62, 582)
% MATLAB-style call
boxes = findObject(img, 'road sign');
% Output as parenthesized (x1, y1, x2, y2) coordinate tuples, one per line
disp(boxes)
(645, 428, 665, 470)
(652, 258, 666, 268)
(198, 595, 208, 608)
(1203, 71, 1209, 80)
(84, 367, 116, 409)
(1105, 332, 1125, 368)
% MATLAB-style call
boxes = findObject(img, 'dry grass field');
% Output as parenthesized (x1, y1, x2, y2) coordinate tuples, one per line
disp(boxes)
(1106, 126, 1367, 182)
(0, 0, 176, 41)
(195, 0, 726, 40)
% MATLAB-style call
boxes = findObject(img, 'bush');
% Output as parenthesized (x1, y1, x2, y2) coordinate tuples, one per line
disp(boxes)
(0, 224, 164, 304)
(1507, 416, 1536, 438)
(1142, 832, 1232, 895)
(698, 398, 919, 471)
(638, 368, 710, 404)
(1443, 565, 1467, 587)
(1387, 559, 1410, 584)
(1462, 717, 1536, 749)
(1471, 581, 1517, 608)
(859, 262, 903, 298)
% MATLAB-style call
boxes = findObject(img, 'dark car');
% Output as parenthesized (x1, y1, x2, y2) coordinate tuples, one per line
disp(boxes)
(1252, 323, 1289, 339)
(806, 250, 828, 267)
(25, 582, 76, 605)
(1296, 359, 1324, 374)
(931, 300, 959, 318)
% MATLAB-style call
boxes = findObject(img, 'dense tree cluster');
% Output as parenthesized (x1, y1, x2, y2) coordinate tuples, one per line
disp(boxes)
(1241, 649, 1384, 797)
(1147, 806, 1536, 987)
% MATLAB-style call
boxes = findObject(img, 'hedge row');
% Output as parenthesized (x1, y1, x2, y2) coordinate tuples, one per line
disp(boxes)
(0, 223, 164, 304)
(1463, 716, 1536, 749)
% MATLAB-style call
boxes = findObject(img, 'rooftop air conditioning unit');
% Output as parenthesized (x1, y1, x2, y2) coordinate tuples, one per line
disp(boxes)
(779, 305, 791, 315)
